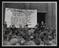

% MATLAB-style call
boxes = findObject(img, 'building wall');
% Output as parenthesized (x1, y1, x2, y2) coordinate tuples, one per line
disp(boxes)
(3, 3, 48, 23)
(46, 3, 56, 28)
(3, 3, 56, 28)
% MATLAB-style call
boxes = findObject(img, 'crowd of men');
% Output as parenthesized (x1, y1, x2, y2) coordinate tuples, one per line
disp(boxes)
(3, 21, 56, 45)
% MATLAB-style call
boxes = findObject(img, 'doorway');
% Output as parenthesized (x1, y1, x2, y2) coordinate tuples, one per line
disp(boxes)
(37, 13, 46, 27)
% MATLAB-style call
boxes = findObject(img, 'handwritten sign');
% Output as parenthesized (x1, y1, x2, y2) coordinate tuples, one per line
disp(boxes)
(5, 8, 37, 28)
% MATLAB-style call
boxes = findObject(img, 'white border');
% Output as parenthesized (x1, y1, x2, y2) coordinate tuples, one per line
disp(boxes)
(2, 1, 57, 47)
(2, 1, 3, 46)
(56, 2, 57, 46)
(2, 1, 57, 3)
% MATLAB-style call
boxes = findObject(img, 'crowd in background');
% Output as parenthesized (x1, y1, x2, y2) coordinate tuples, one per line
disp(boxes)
(3, 21, 56, 45)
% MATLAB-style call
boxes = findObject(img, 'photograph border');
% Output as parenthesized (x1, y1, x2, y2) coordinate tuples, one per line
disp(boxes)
(2, 1, 57, 47)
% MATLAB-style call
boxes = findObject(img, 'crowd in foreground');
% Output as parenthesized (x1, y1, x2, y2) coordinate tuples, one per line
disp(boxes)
(3, 21, 56, 46)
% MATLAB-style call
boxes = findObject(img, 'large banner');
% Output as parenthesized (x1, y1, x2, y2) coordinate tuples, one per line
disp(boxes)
(5, 8, 37, 28)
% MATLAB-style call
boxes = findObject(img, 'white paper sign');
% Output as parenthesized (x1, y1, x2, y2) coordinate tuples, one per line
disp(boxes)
(5, 8, 37, 28)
